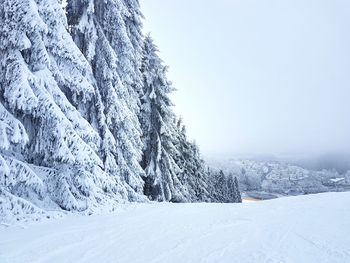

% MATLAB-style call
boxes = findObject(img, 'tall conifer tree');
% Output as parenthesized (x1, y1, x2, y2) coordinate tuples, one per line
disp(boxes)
(0, 0, 118, 212)
(140, 36, 185, 201)
(67, 0, 145, 197)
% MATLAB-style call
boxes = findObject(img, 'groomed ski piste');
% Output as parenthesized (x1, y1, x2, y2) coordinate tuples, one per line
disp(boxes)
(1, 192, 349, 263)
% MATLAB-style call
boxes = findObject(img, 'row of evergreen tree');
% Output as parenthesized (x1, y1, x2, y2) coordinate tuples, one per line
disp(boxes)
(0, 0, 241, 217)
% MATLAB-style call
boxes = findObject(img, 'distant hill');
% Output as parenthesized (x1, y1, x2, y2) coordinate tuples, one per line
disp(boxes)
(207, 157, 350, 199)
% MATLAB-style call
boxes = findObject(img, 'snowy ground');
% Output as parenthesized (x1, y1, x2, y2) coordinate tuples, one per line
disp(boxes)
(1, 193, 349, 263)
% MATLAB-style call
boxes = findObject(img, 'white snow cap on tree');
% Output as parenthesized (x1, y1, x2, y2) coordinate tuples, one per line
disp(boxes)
(0, 0, 240, 221)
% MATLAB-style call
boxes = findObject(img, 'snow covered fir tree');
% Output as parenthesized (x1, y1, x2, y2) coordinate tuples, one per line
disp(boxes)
(0, 0, 241, 219)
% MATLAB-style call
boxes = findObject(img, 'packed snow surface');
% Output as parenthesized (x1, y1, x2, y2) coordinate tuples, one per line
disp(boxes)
(1, 192, 349, 263)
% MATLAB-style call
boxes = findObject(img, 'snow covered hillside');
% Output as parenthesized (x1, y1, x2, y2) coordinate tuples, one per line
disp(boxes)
(0, 0, 240, 218)
(1, 192, 349, 263)
(208, 158, 350, 198)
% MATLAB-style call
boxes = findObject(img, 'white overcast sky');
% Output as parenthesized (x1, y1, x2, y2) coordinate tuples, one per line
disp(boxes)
(141, 0, 350, 157)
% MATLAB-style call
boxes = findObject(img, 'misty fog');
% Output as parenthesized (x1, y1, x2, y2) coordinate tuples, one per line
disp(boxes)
(142, 0, 350, 170)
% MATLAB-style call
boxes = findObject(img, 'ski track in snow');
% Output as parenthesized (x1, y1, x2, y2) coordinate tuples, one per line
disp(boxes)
(0, 192, 349, 263)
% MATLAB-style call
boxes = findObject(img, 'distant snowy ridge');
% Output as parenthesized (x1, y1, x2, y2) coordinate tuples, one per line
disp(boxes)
(207, 158, 350, 198)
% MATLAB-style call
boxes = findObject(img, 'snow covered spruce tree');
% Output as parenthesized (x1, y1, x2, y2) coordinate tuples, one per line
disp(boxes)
(140, 37, 213, 202)
(208, 170, 242, 203)
(40, 0, 131, 204)
(140, 36, 187, 201)
(233, 176, 242, 203)
(0, 102, 46, 219)
(0, 0, 125, 214)
(66, 0, 145, 198)
(172, 118, 210, 201)
(122, 0, 144, 106)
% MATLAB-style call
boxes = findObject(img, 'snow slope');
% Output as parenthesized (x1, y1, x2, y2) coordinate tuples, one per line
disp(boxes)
(1, 192, 349, 263)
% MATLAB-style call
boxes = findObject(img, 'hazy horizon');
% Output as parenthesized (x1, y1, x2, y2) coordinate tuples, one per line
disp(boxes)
(141, 0, 350, 162)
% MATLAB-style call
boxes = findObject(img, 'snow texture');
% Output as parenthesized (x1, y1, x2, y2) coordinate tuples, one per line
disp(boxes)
(0, 192, 349, 263)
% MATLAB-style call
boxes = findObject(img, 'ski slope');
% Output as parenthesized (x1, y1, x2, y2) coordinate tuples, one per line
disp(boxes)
(1, 192, 349, 263)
